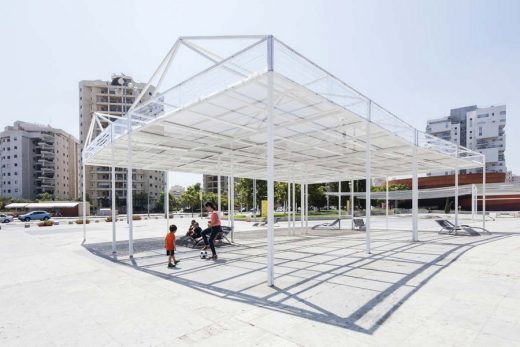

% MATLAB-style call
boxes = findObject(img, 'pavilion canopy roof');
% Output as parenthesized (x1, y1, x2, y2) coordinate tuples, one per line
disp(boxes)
(83, 36, 484, 183)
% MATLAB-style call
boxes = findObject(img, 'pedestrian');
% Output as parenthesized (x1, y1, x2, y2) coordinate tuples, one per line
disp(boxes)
(165, 224, 180, 268)
(201, 201, 222, 260)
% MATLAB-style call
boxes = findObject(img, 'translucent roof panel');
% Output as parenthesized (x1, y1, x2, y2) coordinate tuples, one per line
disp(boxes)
(83, 36, 484, 183)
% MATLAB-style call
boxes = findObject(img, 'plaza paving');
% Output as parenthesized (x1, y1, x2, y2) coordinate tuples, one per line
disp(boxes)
(1, 215, 519, 346)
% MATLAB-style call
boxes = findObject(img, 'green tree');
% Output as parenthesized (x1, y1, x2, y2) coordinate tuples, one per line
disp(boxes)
(38, 192, 53, 201)
(274, 182, 288, 206)
(156, 192, 181, 212)
(181, 183, 201, 216)
(308, 184, 327, 210)
(132, 192, 148, 212)
(235, 178, 253, 210)
(444, 197, 451, 214)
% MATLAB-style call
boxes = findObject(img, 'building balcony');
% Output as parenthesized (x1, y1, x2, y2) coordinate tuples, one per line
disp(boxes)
(40, 142, 53, 148)
(38, 158, 53, 165)
(39, 134, 54, 142)
(41, 150, 55, 159)
(38, 176, 54, 183)
(41, 167, 55, 174)
(94, 178, 145, 183)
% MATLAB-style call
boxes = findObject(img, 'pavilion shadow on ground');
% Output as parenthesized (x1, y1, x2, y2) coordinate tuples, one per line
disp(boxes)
(83, 228, 510, 334)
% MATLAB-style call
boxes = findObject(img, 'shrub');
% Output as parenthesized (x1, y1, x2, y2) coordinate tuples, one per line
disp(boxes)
(105, 217, 112, 222)
(132, 215, 142, 221)
(38, 220, 54, 227)
(75, 219, 90, 224)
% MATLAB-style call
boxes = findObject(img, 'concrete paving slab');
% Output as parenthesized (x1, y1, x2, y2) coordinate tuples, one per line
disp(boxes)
(0, 214, 519, 346)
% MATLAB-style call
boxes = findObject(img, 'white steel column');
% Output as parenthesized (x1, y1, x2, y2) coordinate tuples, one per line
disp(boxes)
(165, 172, 169, 230)
(266, 36, 275, 287)
(300, 183, 304, 228)
(230, 150, 235, 242)
(338, 181, 341, 229)
(454, 164, 459, 228)
(412, 130, 419, 242)
(127, 111, 134, 257)
(253, 179, 257, 222)
(111, 168, 116, 254)
(292, 182, 296, 229)
(482, 163, 486, 229)
(230, 175, 235, 242)
(385, 177, 389, 230)
(305, 183, 309, 231)
(111, 124, 116, 253)
(287, 182, 291, 231)
(471, 184, 476, 220)
(217, 174, 221, 212)
(350, 180, 354, 229)
(365, 101, 372, 253)
(227, 176, 231, 227)
(82, 161, 87, 242)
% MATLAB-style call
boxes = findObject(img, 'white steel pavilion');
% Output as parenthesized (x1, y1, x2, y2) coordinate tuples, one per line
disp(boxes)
(82, 35, 485, 286)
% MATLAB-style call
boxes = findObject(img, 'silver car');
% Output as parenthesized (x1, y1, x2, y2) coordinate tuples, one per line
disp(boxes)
(0, 214, 14, 223)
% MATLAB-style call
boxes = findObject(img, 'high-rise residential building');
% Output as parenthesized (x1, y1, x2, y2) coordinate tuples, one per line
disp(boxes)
(169, 185, 185, 198)
(79, 74, 165, 211)
(202, 175, 228, 194)
(426, 105, 506, 174)
(0, 121, 79, 200)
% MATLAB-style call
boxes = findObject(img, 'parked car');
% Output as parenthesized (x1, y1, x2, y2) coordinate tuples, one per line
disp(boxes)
(18, 211, 51, 222)
(0, 214, 14, 223)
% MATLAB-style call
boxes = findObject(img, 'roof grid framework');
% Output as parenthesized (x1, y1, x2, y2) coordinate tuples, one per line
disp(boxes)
(83, 35, 484, 183)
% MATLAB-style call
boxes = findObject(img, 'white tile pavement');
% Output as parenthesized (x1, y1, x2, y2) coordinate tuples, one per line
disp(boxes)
(0, 215, 519, 346)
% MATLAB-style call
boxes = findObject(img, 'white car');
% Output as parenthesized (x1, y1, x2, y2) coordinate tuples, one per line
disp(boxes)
(0, 214, 14, 223)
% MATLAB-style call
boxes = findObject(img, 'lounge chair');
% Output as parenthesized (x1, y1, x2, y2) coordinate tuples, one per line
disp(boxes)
(193, 226, 233, 248)
(252, 217, 266, 227)
(435, 219, 488, 236)
(352, 218, 366, 231)
(252, 217, 279, 227)
(312, 218, 341, 230)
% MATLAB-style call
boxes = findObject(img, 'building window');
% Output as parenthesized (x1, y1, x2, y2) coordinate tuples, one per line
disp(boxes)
(478, 127, 483, 136)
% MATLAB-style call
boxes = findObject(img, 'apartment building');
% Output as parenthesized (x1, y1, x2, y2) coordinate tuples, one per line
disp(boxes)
(202, 175, 228, 194)
(79, 74, 165, 211)
(426, 105, 506, 174)
(169, 185, 185, 198)
(0, 121, 79, 200)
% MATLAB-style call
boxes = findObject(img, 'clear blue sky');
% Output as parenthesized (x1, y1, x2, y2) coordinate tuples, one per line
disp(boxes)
(1, 0, 519, 187)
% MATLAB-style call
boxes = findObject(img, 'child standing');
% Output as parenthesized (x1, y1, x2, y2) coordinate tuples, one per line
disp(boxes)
(165, 224, 180, 268)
